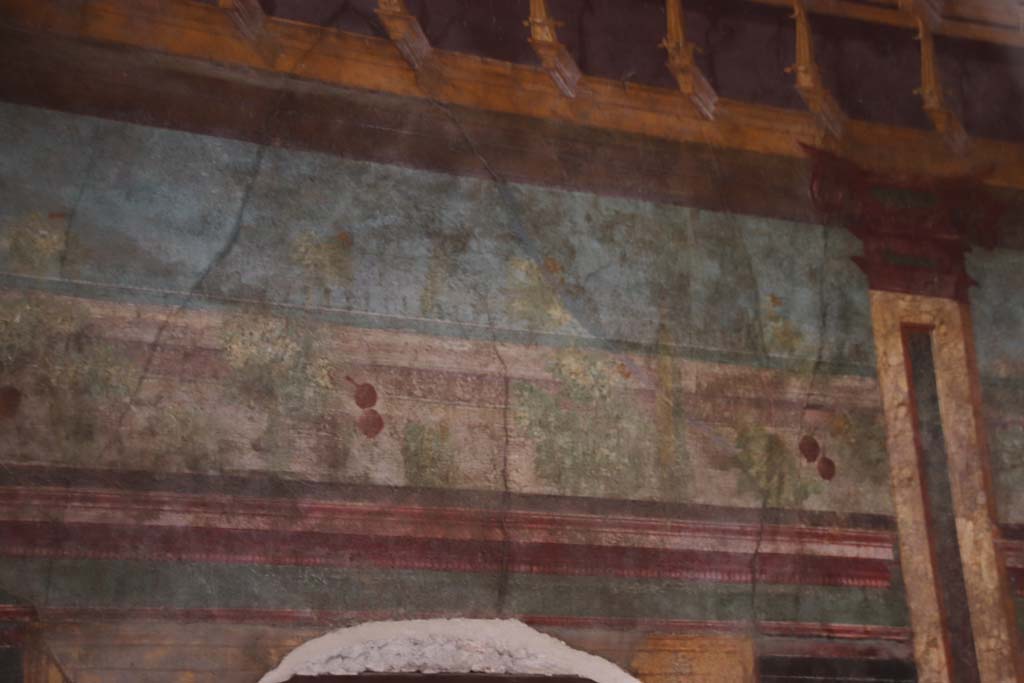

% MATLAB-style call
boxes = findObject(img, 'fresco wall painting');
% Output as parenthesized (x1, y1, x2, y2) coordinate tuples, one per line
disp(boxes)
(0, 25, 1021, 675)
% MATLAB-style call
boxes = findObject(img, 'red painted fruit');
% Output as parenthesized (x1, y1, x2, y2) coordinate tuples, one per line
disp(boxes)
(817, 456, 836, 481)
(346, 376, 378, 409)
(798, 435, 820, 462)
(357, 409, 384, 438)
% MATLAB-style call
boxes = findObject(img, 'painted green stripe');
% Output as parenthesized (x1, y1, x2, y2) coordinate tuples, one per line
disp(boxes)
(0, 558, 908, 627)
(505, 573, 908, 627)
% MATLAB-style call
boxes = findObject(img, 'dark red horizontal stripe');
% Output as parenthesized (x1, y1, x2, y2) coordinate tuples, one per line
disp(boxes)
(0, 520, 891, 588)
(28, 606, 912, 643)
(0, 463, 899, 532)
(0, 484, 898, 556)
(0, 605, 35, 622)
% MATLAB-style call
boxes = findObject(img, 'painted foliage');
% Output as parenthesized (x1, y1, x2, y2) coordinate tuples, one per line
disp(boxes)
(0, 102, 910, 518)
(0, 101, 1018, 522)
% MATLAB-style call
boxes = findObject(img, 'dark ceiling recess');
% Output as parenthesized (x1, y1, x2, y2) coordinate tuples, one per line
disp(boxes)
(684, 0, 803, 111)
(935, 35, 1024, 142)
(209, 0, 1024, 142)
(811, 14, 930, 131)
(268, 0, 388, 36)
(546, 0, 675, 88)
(406, 0, 536, 64)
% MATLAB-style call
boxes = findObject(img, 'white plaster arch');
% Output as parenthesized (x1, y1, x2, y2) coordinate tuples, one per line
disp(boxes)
(259, 619, 640, 683)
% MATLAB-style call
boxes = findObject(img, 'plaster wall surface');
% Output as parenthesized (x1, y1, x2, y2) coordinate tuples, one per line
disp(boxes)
(0, 101, 1022, 667)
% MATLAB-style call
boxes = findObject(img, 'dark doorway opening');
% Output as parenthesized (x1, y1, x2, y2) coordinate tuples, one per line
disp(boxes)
(758, 655, 917, 682)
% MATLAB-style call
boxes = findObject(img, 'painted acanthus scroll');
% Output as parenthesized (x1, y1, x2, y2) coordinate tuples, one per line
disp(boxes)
(788, 0, 846, 140)
(376, 0, 433, 71)
(661, 0, 717, 119)
(526, 0, 582, 98)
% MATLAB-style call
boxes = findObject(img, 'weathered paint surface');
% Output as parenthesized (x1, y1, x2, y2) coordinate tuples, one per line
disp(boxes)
(0, 99, 1023, 677)
(870, 291, 1024, 681)
(0, 102, 901, 515)
(968, 248, 1024, 524)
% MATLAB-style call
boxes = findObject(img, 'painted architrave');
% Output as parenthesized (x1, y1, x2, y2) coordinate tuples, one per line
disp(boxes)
(870, 291, 1023, 683)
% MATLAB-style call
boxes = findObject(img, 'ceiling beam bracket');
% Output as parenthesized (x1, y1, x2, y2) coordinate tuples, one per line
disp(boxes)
(218, 0, 278, 64)
(900, 0, 946, 30)
(525, 0, 582, 98)
(661, 0, 717, 119)
(788, 0, 846, 141)
(376, 0, 433, 71)
(914, 17, 969, 151)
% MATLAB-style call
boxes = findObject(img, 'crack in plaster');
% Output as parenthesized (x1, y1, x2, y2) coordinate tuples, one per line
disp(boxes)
(448, 255, 515, 614)
(57, 129, 105, 280)
(693, 116, 776, 640)
(103, 14, 348, 451)
(24, 18, 844, 650)
(106, 127, 268, 445)
(493, 342, 513, 615)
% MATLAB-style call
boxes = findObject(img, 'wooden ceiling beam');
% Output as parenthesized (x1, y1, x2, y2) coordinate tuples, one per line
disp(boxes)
(941, 0, 1021, 26)
(375, 0, 432, 72)
(217, 0, 277, 63)
(898, 0, 946, 29)
(1, 0, 1022, 192)
(218, 0, 264, 42)
(753, 0, 1024, 48)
